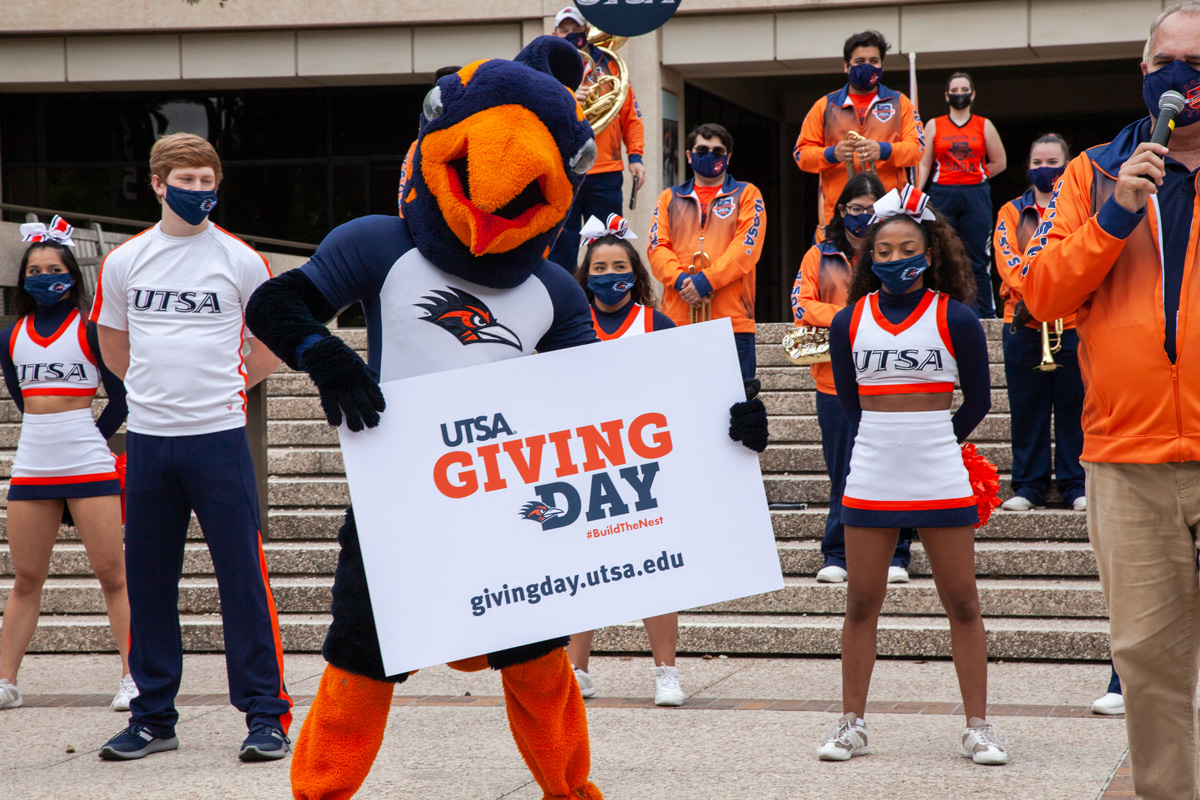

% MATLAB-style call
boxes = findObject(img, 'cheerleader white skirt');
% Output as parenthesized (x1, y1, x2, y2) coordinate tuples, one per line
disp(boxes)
(9, 407, 121, 501)
(842, 409, 978, 529)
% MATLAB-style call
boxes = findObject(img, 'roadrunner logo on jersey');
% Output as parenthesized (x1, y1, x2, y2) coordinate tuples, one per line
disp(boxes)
(416, 287, 523, 349)
(519, 501, 566, 527)
(872, 102, 894, 123)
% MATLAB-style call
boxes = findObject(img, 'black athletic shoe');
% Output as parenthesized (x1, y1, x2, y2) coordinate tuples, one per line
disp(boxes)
(239, 724, 291, 761)
(99, 724, 179, 761)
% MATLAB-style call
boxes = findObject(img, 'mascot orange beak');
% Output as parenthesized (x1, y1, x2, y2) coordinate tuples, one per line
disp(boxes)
(420, 105, 577, 256)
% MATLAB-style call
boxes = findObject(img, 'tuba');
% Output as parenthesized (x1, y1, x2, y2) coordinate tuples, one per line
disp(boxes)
(782, 327, 832, 365)
(578, 29, 630, 136)
(844, 131, 877, 178)
(1035, 319, 1064, 372)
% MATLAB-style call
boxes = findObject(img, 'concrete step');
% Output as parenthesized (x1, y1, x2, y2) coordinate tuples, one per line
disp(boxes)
(698, 576, 1106, 618)
(760, 442, 1031, 474)
(769, 508, 1087, 542)
(18, 609, 1108, 660)
(757, 363, 1009, 392)
(774, 540, 1097, 578)
(768, 413, 1015, 444)
(3, 575, 1104, 619)
(0, 542, 337, 578)
(595, 612, 1111, 661)
(2, 539, 1096, 581)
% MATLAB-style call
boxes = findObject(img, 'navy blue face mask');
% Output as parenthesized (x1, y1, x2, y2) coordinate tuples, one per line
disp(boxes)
(24, 273, 74, 306)
(565, 31, 588, 50)
(588, 272, 636, 306)
(1143, 59, 1200, 128)
(843, 212, 872, 238)
(1028, 165, 1065, 194)
(165, 185, 218, 226)
(871, 252, 928, 294)
(848, 63, 883, 91)
(689, 151, 729, 179)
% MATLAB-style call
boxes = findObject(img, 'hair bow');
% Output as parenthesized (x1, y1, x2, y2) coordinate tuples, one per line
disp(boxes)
(20, 215, 76, 247)
(869, 186, 936, 226)
(579, 213, 638, 247)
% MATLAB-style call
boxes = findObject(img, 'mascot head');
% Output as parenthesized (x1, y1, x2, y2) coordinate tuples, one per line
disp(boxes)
(403, 36, 596, 288)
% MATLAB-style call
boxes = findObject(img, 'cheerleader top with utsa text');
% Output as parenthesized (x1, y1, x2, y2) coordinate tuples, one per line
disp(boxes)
(0, 302, 127, 439)
(828, 287, 990, 443)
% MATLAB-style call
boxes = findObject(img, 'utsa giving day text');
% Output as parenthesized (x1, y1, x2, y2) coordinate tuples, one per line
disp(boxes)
(428, 409, 684, 617)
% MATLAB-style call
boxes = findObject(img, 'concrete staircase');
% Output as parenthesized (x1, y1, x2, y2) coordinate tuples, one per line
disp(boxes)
(0, 320, 1110, 661)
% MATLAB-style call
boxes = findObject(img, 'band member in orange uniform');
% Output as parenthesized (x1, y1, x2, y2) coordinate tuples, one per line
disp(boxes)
(648, 123, 765, 380)
(794, 30, 924, 240)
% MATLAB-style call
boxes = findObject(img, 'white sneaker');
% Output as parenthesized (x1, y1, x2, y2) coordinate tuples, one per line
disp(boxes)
(816, 712, 869, 761)
(1072, 496, 1087, 512)
(1090, 692, 1124, 715)
(573, 668, 596, 699)
(0, 679, 22, 709)
(1000, 496, 1036, 512)
(110, 674, 139, 712)
(961, 717, 1008, 765)
(652, 665, 684, 707)
(816, 565, 848, 583)
(887, 566, 910, 584)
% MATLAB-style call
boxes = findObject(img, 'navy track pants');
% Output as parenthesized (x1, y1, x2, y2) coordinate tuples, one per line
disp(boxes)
(124, 427, 292, 737)
(930, 182, 995, 318)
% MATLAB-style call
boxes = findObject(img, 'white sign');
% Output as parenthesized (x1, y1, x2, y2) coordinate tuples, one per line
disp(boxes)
(339, 318, 782, 676)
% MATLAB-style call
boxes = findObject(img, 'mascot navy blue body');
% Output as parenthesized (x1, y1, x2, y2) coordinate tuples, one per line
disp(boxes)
(247, 36, 766, 800)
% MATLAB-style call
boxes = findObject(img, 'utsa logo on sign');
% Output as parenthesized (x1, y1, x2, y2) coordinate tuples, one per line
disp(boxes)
(520, 501, 566, 528)
(872, 103, 895, 123)
(416, 287, 522, 349)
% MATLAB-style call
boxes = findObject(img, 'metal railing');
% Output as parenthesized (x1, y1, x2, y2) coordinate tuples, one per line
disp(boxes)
(0, 202, 318, 254)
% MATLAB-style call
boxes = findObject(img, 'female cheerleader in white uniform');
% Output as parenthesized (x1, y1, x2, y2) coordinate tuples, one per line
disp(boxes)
(565, 214, 685, 707)
(817, 188, 1007, 765)
(0, 219, 134, 711)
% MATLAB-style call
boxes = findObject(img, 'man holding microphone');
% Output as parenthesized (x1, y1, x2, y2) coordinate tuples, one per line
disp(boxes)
(1020, 4, 1200, 798)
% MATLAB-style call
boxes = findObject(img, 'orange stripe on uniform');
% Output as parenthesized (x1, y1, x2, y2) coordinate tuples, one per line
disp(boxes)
(10, 471, 120, 485)
(256, 532, 294, 733)
(858, 382, 954, 396)
(843, 495, 976, 510)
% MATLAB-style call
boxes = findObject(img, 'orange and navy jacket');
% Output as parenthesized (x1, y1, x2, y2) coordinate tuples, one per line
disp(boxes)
(398, 140, 416, 218)
(1021, 118, 1200, 464)
(584, 48, 645, 175)
(790, 242, 852, 394)
(648, 172, 765, 333)
(993, 187, 1076, 329)
(794, 83, 924, 231)
(930, 114, 989, 185)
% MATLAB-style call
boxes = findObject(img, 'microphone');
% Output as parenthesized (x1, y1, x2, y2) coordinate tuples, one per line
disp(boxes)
(1151, 90, 1187, 147)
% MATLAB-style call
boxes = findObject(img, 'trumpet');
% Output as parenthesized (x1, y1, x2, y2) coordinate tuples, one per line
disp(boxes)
(782, 326, 831, 365)
(844, 131, 877, 178)
(688, 236, 712, 324)
(1035, 319, 1064, 372)
(578, 29, 630, 136)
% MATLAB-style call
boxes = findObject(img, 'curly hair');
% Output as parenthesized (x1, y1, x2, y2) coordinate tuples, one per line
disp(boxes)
(575, 235, 660, 308)
(845, 213, 976, 306)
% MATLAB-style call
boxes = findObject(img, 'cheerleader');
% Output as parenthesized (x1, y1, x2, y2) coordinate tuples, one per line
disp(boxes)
(565, 214, 685, 706)
(0, 218, 134, 711)
(791, 173, 916, 584)
(816, 188, 1007, 765)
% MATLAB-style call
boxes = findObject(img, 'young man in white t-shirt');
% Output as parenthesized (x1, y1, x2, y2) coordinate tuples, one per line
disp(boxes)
(91, 133, 293, 762)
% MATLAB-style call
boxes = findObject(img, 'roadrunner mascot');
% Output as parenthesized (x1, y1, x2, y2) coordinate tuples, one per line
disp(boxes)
(246, 36, 768, 800)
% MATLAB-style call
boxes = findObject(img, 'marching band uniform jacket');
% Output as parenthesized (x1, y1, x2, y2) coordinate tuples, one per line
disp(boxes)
(791, 242, 852, 395)
(993, 188, 1077, 330)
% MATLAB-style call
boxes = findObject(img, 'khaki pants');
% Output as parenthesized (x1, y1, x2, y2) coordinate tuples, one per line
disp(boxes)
(1086, 461, 1200, 800)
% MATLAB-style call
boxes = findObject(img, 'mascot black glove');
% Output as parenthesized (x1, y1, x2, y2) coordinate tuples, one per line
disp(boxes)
(301, 336, 386, 432)
(729, 378, 769, 453)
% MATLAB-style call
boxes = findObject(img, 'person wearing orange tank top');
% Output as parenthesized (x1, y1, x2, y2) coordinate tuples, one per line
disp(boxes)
(917, 73, 1006, 319)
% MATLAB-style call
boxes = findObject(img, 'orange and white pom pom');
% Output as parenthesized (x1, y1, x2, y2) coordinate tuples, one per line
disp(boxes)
(114, 452, 127, 523)
(961, 442, 1000, 529)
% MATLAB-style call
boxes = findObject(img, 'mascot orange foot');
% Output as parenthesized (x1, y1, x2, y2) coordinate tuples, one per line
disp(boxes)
(246, 35, 605, 800)
(292, 649, 601, 800)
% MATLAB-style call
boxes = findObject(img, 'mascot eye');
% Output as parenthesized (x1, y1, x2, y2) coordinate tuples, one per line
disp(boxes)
(569, 139, 598, 175)
(422, 86, 444, 122)
(471, 313, 486, 327)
